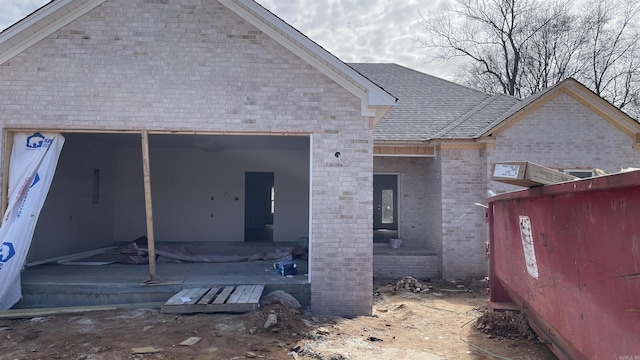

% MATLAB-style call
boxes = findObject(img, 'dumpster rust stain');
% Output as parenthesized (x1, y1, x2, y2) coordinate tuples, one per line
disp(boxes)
(539, 232, 548, 247)
(620, 273, 640, 281)
(624, 308, 640, 323)
(633, 235, 640, 273)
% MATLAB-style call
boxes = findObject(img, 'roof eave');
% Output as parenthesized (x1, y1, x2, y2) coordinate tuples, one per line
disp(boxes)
(433, 138, 496, 149)
(479, 79, 640, 147)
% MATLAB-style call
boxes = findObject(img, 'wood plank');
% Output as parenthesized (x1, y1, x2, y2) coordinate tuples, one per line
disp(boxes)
(164, 289, 192, 306)
(26, 246, 118, 267)
(182, 288, 209, 305)
(246, 285, 265, 304)
(141, 130, 157, 282)
(196, 286, 221, 305)
(236, 285, 258, 303)
(165, 288, 208, 306)
(161, 302, 256, 314)
(226, 285, 249, 304)
(0, 305, 118, 320)
(212, 286, 235, 304)
(179, 337, 201, 346)
(161, 285, 264, 314)
(58, 261, 117, 266)
(161, 305, 197, 314)
(141, 280, 183, 286)
(131, 347, 161, 354)
(1, 131, 13, 219)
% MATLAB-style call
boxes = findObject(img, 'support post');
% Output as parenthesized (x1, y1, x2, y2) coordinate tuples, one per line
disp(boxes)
(141, 130, 157, 282)
(1, 131, 14, 221)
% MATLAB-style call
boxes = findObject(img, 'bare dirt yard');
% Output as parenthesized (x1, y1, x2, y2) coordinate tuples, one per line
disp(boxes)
(0, 279, 557, 360)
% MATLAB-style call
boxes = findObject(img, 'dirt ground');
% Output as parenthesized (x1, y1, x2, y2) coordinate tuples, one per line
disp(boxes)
(0, 279, 557, 360)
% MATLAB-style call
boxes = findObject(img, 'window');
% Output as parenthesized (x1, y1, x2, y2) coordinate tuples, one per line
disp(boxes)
(381, 189, 394, 224)
(271, 186, 275, 214)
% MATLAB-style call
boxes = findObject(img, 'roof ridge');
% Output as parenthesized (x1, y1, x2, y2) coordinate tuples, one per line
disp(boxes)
(428, 94, 501, 139)
(348, 63, 493, 96)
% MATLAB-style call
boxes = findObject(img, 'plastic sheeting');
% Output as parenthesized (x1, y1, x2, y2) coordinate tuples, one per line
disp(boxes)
(0, 132, 64, 309)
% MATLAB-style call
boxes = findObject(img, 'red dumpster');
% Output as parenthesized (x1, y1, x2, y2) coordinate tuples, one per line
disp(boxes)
(487, 170, 640, 360)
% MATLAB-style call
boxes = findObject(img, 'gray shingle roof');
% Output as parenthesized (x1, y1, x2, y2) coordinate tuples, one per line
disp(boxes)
(349, 63, 520, 141)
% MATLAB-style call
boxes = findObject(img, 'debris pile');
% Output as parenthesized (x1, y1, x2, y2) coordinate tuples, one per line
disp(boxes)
(393, 276, 426, 293)
(259, 290, 303, 314)
(475, 310, 537, 340)
(243, 303, 308, 338)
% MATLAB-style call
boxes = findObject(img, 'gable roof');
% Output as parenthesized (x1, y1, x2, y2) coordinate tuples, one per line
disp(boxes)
(480, 78, 640, 146)
(349, 63, 520, 142)
(0, 0, 395, 122)
(352, 65, 640, 147)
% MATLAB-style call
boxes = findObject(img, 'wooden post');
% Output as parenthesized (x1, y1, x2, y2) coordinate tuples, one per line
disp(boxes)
(1, 131, 13, 221)
(141, 130, 157, 282)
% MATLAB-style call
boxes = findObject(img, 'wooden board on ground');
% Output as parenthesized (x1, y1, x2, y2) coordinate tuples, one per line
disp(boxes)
(0, 305, 118, 320)
(179, 337, 201, 346)
(161, 285, 264, 314)
(131, 346, 161, 354)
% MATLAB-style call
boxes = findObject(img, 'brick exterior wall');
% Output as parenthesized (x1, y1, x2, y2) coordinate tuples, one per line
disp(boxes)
(424, 155, 443, 275)
(488, 93, 640, 194)
(373, 156, 444, 276)
(373, 254, 438, 279)
(373, 157, 427, 247)
(440, 92, 640, 280)
(0, 0, 375, 316)
(440, 147, 489, 280)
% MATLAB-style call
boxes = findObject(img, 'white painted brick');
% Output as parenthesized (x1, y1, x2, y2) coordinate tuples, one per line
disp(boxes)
(0, 0, 374, 317)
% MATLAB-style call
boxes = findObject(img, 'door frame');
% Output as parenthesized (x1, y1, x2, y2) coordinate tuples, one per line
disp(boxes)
(373, 172, 400, 233)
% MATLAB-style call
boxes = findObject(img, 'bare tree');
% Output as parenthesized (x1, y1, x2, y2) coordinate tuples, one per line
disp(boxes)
(519, 6, 584, 94)
(417, 0, 572, 97)
(417, 0, 640, 118)
(578, 0, 640, 112)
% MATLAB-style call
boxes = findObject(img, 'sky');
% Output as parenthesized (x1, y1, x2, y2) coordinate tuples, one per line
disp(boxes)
(0, 0, 457, 79)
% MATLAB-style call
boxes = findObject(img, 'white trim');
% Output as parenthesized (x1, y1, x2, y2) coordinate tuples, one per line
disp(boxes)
(373, 173, 400, 238)
(307, 133, 313, 284)
(0, 0, 107, 65)
(374, 153, 436, 158)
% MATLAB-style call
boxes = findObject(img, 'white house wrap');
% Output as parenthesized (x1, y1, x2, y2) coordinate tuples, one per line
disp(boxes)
(0, 132, 64, 309)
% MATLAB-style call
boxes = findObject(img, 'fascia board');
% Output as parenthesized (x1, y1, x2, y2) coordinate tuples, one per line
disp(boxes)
(220, 0, 396, 117)
(0, 0, 107, 65)
(562, 81, 640, 134)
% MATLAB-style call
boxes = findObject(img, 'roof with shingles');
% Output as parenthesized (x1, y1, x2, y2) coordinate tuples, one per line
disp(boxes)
(349, 63, 520, 141)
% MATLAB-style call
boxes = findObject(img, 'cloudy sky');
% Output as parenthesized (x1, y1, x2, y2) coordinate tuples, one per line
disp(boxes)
(0, 0, 455, 78)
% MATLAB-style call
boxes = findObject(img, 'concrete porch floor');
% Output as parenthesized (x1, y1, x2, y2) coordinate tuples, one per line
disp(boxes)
(14, 259, 310, 310)
(12, 240, 438, 310)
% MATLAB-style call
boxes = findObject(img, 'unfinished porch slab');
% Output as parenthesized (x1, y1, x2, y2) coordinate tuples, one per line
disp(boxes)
(161, 284, 264, 314)
(15, 260, 309, 310)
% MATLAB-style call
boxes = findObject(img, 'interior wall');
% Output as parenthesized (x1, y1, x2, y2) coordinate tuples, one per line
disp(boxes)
(28, 134, 120, 261)
(29, 134, 310, 262)
(113, 138, 310, 243)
